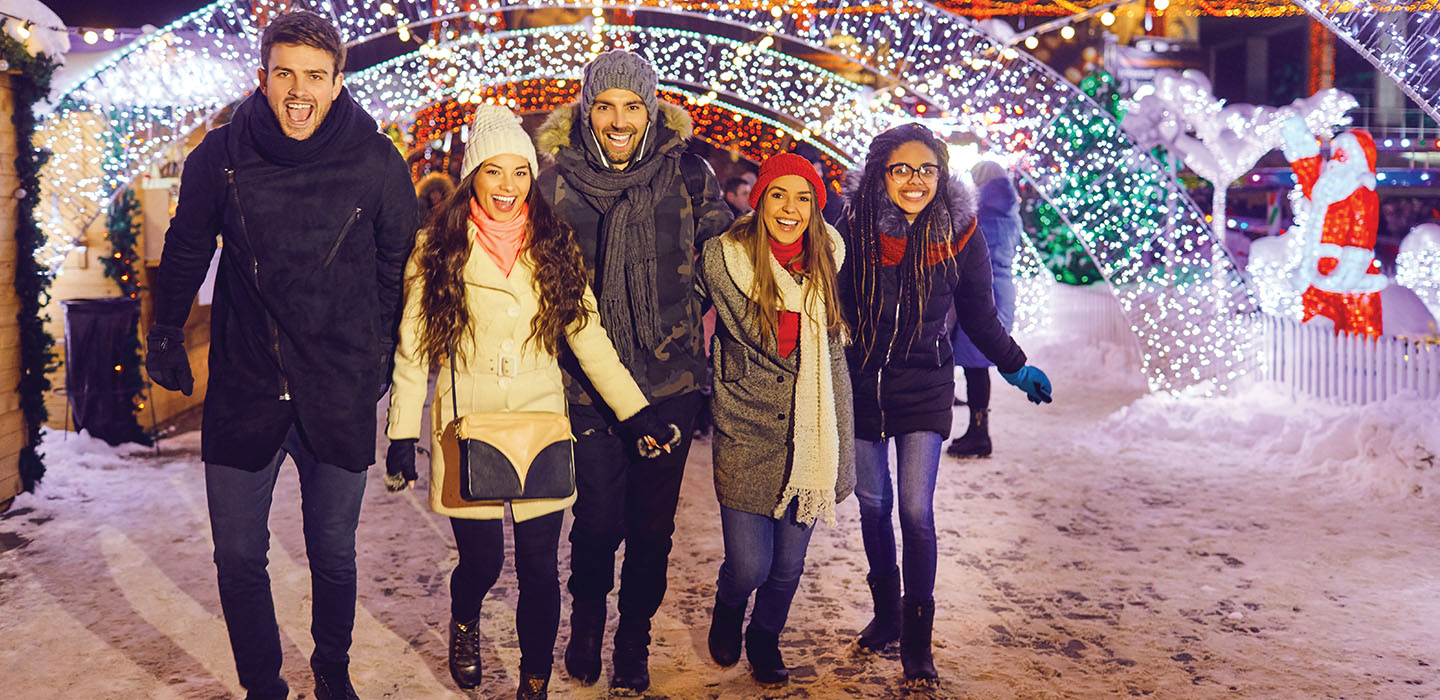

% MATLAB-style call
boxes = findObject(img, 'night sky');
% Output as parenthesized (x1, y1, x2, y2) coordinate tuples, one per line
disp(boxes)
(43, 1, 229, 28)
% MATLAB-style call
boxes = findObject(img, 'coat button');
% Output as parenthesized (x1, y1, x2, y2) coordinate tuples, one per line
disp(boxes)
(502, 339, 515, 351)
(776, 412, 785, 420)
(508, 305, 521, 318)
(776, 375, 785, 383)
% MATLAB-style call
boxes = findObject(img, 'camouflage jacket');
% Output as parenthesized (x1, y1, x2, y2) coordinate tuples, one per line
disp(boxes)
(536, 100, 734, 411)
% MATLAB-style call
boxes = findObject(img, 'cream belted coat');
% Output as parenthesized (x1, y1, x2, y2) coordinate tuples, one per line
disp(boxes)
(387, 222, 649, 521)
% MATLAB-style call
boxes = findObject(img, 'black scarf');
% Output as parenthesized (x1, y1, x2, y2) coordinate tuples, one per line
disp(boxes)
(555, 109, 682, 365)
(239, 86, 366, 167)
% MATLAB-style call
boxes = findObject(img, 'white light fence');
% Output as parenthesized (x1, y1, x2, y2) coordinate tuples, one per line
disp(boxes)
(1260, 314, 1440, 404)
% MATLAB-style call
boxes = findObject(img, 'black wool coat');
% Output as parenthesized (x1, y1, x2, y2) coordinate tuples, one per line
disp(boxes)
(155, 88, 418, 470)
(839, 177, 1026, 441)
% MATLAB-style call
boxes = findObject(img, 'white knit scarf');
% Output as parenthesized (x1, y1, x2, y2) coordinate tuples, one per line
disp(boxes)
(721, 224, 846, 526)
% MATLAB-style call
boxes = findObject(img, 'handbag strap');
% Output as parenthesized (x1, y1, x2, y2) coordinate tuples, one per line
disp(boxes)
(450, 354, 459, 424)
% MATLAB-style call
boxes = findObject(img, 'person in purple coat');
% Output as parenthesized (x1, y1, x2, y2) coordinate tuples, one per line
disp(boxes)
(948, 159, 1023, 458)
(837, 124, 1053, 685)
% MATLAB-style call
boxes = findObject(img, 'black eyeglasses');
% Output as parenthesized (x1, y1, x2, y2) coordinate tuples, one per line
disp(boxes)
(886, 163, 941, 183)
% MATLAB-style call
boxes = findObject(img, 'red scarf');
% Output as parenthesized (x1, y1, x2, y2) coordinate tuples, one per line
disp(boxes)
(468, 197, 529, 276)
(879, 219, 976, 267)
(769, 236, 805, 357)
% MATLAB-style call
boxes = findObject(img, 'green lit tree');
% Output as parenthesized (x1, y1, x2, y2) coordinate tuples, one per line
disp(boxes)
(1019, 69, 1124, 286)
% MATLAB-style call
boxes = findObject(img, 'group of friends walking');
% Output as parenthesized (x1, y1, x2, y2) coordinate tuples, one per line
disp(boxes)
(143, 10, 1052, 700)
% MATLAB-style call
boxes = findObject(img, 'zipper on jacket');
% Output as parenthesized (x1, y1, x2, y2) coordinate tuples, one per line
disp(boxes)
(321, 207, 363, 268)
(877, 293, 900, 439)
(226, 168, 291, 401)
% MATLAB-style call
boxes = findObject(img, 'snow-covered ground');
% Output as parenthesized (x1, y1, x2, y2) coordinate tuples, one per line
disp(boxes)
(2, 335, 1439, 699)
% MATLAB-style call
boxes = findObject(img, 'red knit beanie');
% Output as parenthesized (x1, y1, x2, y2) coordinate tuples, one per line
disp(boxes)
(749, 152, 826, 211)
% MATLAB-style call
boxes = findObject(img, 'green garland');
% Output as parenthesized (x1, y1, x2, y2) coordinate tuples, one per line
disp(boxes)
(3, 34, 57, 492)
(101, 188, 148, 442)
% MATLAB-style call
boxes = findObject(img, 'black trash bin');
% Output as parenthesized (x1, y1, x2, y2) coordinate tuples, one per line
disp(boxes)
(62, 298, 152, 446)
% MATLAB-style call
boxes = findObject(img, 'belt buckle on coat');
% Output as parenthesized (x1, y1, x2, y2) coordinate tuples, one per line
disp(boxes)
(498, 353, 518, 378)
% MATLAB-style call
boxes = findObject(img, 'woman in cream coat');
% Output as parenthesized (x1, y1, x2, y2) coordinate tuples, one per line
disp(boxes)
(384, 105, 678, 700)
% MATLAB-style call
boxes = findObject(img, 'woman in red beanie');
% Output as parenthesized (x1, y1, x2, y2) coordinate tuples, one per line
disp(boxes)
(692, 153, 854, 686)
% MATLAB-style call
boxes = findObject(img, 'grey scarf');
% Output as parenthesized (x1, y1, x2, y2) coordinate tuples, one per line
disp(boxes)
(555, 116, 681, 365)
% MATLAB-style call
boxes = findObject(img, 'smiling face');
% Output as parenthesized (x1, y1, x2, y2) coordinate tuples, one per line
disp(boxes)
(472, 154, 532, 222)
(760, 175, 814, 246)
(883, 140, 942, 223)
(258, 43, 343, 141)
(588, 88, 649, 169)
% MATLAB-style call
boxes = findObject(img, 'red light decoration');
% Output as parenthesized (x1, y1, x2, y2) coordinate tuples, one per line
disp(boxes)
(404, 79, 842, 178)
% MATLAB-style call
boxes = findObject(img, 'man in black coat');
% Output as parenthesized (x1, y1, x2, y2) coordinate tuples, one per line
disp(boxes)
(144, 11, 416, 700)
(535, 50, 733, 694)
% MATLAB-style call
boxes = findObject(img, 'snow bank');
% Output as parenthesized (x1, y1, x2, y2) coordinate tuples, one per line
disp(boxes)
(1096, 382, 1440, 500)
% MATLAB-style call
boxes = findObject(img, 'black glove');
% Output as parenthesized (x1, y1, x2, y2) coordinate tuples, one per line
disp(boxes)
(384, 438, 418, 492)
(145, 324, 194, 396)
(621, 405, 682, 459)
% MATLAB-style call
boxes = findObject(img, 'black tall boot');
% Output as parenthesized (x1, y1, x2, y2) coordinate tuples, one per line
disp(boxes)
(900, 599, 939, 684)
(745, 624, 789, 685)
(610, 618, 651, 694)
(857, 568, 902, 651)
(946, 408, 991, 458)
(708, 597, 746, 667)
(447, 616, 483, 690)
(563, 602, 605, 685)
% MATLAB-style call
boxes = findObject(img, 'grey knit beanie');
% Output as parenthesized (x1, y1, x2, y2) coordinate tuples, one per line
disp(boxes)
(970, 159, 1009, 187)
(581, 50, 659, 119)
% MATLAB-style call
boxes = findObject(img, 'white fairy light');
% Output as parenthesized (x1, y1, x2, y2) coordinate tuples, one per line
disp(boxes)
(33, 0, 1282, 395)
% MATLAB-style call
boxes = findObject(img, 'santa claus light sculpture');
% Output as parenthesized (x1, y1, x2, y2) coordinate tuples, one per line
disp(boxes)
(1280, 117, 1387, 336)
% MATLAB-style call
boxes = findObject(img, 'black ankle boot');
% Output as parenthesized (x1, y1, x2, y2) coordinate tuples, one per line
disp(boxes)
(708, 597, 746, 667)
(900, 599, 939, 684)
(946, 408, 991, 458)
(516, 668, 550, 700)
(447, 616, 483, 690)
(311, 662, 359, 700)
(745, 624, 789, 685)
(610, 630, 650, 694)
(564, 603, 605, 685)
(858, 568, 902, 650)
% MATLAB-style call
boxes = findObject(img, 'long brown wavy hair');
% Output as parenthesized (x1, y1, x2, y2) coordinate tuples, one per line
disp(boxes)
(729, 192, 847, 347)
(411, 171, 591, 365)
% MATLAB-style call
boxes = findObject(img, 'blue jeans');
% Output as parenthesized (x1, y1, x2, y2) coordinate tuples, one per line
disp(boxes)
(715, 504, 815, 635)
(853, 431, 943, 603)
(206, 425, 368, 699)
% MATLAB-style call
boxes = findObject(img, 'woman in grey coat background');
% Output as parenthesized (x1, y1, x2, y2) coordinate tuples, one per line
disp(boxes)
(693, 154, 855, 687)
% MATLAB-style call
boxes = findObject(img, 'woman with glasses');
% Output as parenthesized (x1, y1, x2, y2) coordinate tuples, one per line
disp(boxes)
(838, 124, 1053, 685)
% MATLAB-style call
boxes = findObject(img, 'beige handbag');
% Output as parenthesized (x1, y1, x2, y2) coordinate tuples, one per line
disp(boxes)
(449, 360, 575, 501)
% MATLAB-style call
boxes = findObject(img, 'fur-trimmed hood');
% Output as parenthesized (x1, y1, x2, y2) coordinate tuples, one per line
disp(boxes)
(536, 99, 694, 160)
(841, 170, 976, 241)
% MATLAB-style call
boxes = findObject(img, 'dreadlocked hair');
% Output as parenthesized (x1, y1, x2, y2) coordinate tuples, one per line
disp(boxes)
(410, 172, 591, 366)
(845, 123, 961, 368)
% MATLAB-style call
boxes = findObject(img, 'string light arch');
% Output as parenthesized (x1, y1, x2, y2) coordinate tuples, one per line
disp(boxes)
(35, 0, 1280, 394)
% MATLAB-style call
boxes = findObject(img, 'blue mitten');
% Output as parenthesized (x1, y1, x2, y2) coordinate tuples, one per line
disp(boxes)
(1000, 366, 1053, 404)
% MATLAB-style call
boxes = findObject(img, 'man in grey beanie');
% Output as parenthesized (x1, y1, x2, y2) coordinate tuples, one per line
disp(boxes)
(536, 49, 733, 694)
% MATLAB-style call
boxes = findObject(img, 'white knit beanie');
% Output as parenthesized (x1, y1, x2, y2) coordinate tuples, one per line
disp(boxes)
(460, 104, 539, 181)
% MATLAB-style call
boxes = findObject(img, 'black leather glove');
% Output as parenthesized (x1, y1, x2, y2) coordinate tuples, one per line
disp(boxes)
(145, 324, 194, 396)
(621, 405, 682, 459)
(384, 438, 418, 492)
